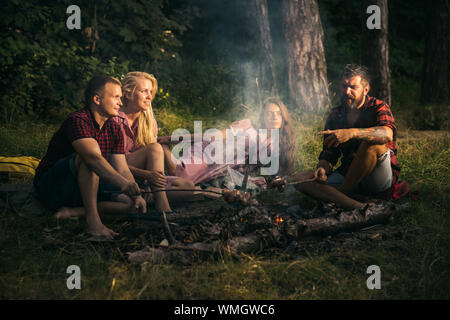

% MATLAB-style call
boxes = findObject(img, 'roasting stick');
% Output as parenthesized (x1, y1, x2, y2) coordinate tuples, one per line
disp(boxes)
(241, 163, 251, 193)
(286, 177, 317, 185)
(161, 211, 176, 244)
(105, 188, 224, 196)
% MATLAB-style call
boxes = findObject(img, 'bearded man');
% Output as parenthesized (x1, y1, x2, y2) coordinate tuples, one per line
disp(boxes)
(293, 64, 400, 209)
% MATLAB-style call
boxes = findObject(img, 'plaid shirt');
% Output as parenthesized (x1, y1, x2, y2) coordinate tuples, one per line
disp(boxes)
(318, 96, 400, 184)
(35, 107, 124, 178)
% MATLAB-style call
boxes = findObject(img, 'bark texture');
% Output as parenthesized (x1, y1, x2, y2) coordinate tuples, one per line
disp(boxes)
(240, 0, 278, 107)
(421, 0, 449, 104)
(281, 0, 330, 112)
(362, 0, 391, 105)
(253, 0, 279, 97)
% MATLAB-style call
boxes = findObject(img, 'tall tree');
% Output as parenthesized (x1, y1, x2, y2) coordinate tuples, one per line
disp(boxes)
(362, 0, 391, 105)
(281, 0, 329, 112)
(253, 0, 279, 98)
(421, 0, 449, 104)
(240, 0, 278, 107)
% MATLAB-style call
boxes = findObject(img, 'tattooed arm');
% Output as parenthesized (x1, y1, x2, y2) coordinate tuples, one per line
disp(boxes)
(351, 126, 393, 144)
(318, 126, 393, 147)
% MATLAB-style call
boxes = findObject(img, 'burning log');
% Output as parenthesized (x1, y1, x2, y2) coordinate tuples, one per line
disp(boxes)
(285, 203, 400, 239)
(125, 189, 407, 263)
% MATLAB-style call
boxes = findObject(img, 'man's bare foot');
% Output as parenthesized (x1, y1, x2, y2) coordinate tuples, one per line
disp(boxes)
(85, 224, 118, 239)
(52, 207, 84, 220)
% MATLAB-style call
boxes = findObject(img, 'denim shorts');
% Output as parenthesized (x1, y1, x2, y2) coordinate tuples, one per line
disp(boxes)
(327, 150, 393, 195)
(35, 153, 120, 211)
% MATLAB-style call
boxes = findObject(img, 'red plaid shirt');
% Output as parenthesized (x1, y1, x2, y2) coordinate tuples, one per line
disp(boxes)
(35, 107, 124, 178)
(318, 96, 400, 184)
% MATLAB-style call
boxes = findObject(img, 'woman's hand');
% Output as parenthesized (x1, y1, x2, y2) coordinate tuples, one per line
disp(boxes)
(143, 170, 167, 189)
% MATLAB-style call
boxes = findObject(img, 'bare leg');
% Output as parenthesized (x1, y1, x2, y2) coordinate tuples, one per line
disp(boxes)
(293, 171, 365, 209)
(162, 144, 177, 176)
(127, 143, 172, 212)
(75, 156, 117, 238)
(338, 142, 388, 194)
(166, 178, 195, 202)
(53, 194, 134, 220)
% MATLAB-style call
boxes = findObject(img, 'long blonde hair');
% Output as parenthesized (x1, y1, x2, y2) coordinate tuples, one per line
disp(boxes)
(121, 71, 158, 147)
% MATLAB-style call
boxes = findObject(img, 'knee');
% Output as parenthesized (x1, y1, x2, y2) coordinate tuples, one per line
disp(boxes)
(75, 154, 98, 176)
(356, 142, 387, 158)
(292, 171, 315, 192)
(145, 143, 164, 157)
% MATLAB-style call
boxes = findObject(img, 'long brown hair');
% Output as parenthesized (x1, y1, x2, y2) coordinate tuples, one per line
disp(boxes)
(258, 97, 296, 176)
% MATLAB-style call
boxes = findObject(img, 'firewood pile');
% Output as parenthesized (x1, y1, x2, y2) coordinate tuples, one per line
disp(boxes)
(126, 191, 406, 264)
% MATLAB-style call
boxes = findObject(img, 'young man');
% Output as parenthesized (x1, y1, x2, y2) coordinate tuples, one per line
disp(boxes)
(34, 75, 146, 239)
(293, 64, 400, 209)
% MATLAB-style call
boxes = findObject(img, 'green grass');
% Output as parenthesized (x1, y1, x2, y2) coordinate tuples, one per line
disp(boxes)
(0, 115, 449, 300)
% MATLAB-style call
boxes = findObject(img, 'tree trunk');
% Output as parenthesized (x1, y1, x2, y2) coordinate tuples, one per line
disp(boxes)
(421, 0, 449, 104)
(240, 0, 278, 108)
(362, 0, 391, 105)
(281, 0, 330, 112)
(253, 0, 279, 98)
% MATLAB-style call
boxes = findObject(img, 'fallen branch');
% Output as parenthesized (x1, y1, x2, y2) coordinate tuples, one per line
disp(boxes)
(286, 203, 401, 239)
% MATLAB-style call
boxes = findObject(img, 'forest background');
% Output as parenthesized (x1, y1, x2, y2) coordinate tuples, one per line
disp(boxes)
(0, 0, 448, 300)
(1, 0, 448, 131)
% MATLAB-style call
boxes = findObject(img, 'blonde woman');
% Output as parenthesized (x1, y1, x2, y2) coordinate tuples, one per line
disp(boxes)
(116, 71, 195, 213)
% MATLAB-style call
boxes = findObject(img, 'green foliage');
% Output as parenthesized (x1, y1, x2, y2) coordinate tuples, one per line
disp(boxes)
(0, 0, 433, 125)
(165, 59, 242, 119)
(0, 0, 194, 124)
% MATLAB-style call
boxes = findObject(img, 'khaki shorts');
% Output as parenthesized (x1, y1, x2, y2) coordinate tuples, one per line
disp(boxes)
(327, 150, 393, 195)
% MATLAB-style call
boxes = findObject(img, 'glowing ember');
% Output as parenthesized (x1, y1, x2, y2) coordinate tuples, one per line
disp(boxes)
(273, 213, 284, 224)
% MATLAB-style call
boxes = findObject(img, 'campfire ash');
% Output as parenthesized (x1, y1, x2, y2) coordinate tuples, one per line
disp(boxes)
(126, 194, 405, 264)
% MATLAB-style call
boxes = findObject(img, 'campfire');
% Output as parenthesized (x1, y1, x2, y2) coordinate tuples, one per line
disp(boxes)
(273, 213, 284, 225)
(126, 177, 403, 264)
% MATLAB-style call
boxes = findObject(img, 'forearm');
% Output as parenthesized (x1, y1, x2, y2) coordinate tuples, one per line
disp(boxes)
(83, 154, 129, 187)
(163, 145, 177, 176)
(117, 166, 136, 183)
(317, 159, 332, 174)
(350, 126, 393, 144)
(128, 165, 150, 180)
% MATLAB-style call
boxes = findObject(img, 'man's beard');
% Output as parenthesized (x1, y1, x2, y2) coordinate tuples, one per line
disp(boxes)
(341, 93, 365, 109)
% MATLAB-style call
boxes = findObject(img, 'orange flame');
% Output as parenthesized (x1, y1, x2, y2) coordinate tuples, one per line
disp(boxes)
(274, 213, 284, 224)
